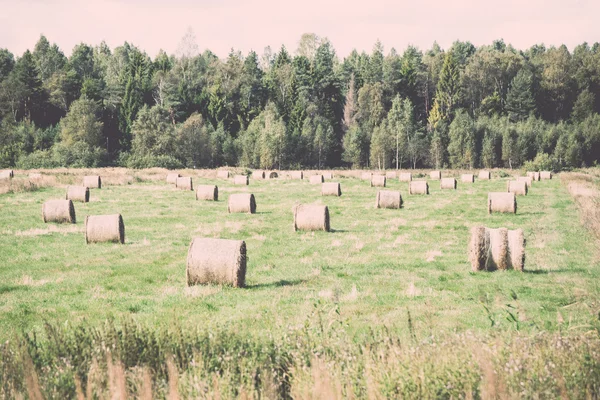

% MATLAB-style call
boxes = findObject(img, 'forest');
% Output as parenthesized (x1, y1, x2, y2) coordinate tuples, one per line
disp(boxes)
(1, 32, 599, 171)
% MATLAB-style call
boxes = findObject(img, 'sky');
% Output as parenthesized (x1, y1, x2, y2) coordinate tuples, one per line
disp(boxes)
(0, 0, 599, 59)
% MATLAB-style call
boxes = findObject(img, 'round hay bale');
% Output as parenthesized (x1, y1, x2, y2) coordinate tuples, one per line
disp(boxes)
(322, 172, 333, 180)
(293, 204, 330, 232)
(399, 172, 412, 182)
(228, 193, 256, 214)
(370, 175, 386, 187)
(478, 170, 491, 180)
(385, 171, 397, 179)
(233, 175, 249, 185)
(468, 226, 488, 272)
(186, 238, 246, 287)
(540, 171, 552, 180)
(461, 174, 474, 183)
(29, 173, 42, 180)
(290, 171, 304, 180)
(489, 228, 509, 270)
(310, 175, 324, 184)
(176, 176, 193, 191)
(196, 185, 218, 201)
(85, 214, 125, 244)
(252, 170, 265, 180)
(66, 186, 90, 203)
(42, 199, 76, 224)
(517, 176, 533, 188)
(488, 192, 517, 214)
(430, 171, 441, 180)
(322, 182, 341, 196)
(361, 172, 373, 181)
(267, 171, 278, 179)
(375, 190, 402, 209)
(469, 226, 525, 271)
(217, 170, 230, 179)
(507, 228, 525, 272)
(409, 181, 429, 195)
(507, 180, 528, 196)
(527, 171, 540, 181)
(83, 175, 101, 189)
(0, 169, 14, 180)
(440, 178, 457, 190)
(166, 173, 180, 184)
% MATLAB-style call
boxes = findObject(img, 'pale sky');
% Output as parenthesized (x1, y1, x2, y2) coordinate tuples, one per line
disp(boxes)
(0, 0, 598, 59)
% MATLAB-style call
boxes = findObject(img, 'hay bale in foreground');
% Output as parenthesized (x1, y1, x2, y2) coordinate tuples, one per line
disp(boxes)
(469, 226, 525, 271)
(322, 172, 333, 180)
(267, 171, 278, 179)
(385, 171, 397, 179)
(293, 204, 330, 232)
(527, 171, 540, 181)
(289, 171, 304, 180)
(228, 193, 256, 214)
(42, 199, 76, 223)
(176, 177, 193, 191)
(430, 170, 441, 180)
(361, 172, 373, 181)
(322, 182, 341, 196)
(83, 175, 101, 189)
(233, 175, 249, 185)
(399, 172, 412, 182)
(376, 190, 402, 209)
(409, 181, 429, 195)
(517, 176, 533, 188)
(166, 173, 180, 184)
(217, 170, 230, 179)
(478, 170, 491, 180)
(186, 238, 246, 287)
(540, 171, 552, 180)
(252, 170, 265, 180)
(507, 180, 528, 196)
(371, 175, 386, 187)
(66, 186, 90, 203)
(85, 214, 125, 244)
(310, 175, 324, 184)
(461, 174, 474, 183)
(0, 170, 14, 180)
(440, 178, 457, 190)
(488, 192, 517, 214)
(196, 185, 218, 201)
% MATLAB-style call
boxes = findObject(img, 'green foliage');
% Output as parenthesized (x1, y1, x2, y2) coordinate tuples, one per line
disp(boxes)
(522, 152, 554, 171)
(448, 109, 476, 168)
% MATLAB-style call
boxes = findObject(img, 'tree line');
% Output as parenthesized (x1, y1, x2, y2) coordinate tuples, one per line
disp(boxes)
(1, 32, 599, 171)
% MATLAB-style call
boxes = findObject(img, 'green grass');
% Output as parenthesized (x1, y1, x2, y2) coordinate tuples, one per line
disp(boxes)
(1, 172, 598, 340)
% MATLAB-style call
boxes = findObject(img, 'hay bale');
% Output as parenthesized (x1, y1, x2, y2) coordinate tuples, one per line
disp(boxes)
(517, 176, 533, 188)
(507, 229, 525, 272)
(267, 171, 278, 179)
(310, 175, 324, 184)
(488, 192, 517, 214)
(228, 193, 256, 214)
(527, 171, 540, 181)
(322, 172, 333, 180)
(478, 170, 491, 180)
(217, 170, 230, 179)
(293, 204, 330, 232)
(196, 185, 218, 201)
(176, 177, 193, 190)
(540, 171, 552, 180)
(468, 226, 487, 272)
(469, 226, 525, 271)
(440, 178, 457, 190)
(375, 190, 402, 209)
(0, 169, 14, 180)
(66, 186, 90, 203)
(186, 238, 246, 287)
(399, 172, 412, 182)
(85, 214, 125, 244)
(83, 175, 101, 189)
(252, 170, 265, 180)
(507, 180, 528, 196)
(166, 173, 180, 184)
(29, 173, 42, 179)
(233, 175, 249, 185)
(385, 171, 397, 179)
(290, 171, 304, 180)
(461, 174, 474, 183)
(430, 170, 441, 180)
(322, 182, 341, 196)
(409, 181, 429, 195)
(42, 199, 76, 224)
(361, 172, 373, 180)
(370, 175, 386, 187)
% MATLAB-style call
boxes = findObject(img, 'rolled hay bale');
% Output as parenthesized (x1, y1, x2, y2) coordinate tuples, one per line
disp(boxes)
(385, 171, 397, 179)
(478, 170, 491, 180)
(267, 171, 278, 179)
(322, 172, 333, 180)
(0, 169, 14, 180)
(361, 172, 373, 181)
(322, 182, 342, 196)
(430, 170, 441, 180)
(375, 190, 402, 209)
(29, 173, 42, 180)
(540, 171, 552, 180)
(517, 176, 533, 188)
(228, 193, 256, 214)
(42, 199, 76, 224)
(186, 238, 246, 287)
(527, 171, 540, 181)
(461, 174, 475, 183)
(83, 175, 101, 189)
(370, 175, 386, 187)
(196, 185, 218, 201)
(399, 172, 412, 182)
(252, 170, 265, 180)
(409, 181, 429, 195)
(507, 180, 528, 196)
(469, 226, 525, 271)
(166, 173, 180, 184)
(487, 192, 517, 214)
(440, 178, 457, 190)
(217, 170, 230, 179)
(290, 171, 304, 180)
(310, 175, 324, 184)
(66, 186, 90, 203)
(233, 175, 249, 185)
(176, 176, 193, 191)
(293, 204, 330, 232)
(85, 214, 125, 244)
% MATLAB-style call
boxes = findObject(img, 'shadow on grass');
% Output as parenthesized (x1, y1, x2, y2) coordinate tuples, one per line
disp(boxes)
(247, 279, 307, 289)
(524, 268, 589, 274)
(330, 229, 349, 233)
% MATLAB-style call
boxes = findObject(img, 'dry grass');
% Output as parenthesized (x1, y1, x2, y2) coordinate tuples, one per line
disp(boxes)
(562, 172, 600, 240)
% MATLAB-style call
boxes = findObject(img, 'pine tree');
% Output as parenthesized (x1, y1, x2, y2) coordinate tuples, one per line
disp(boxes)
(14, 50, 46, 124)
(343, 74, 357, 130)
(505, 68, 535, 122)
(435, 51, 461, 120)
(447, 109, 476, 168)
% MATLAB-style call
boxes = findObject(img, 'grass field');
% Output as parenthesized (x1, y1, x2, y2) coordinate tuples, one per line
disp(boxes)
(1, 168, 600, 398)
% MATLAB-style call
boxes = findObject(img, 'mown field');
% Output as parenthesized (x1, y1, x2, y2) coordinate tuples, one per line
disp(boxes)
(0, 168, 599, 398)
